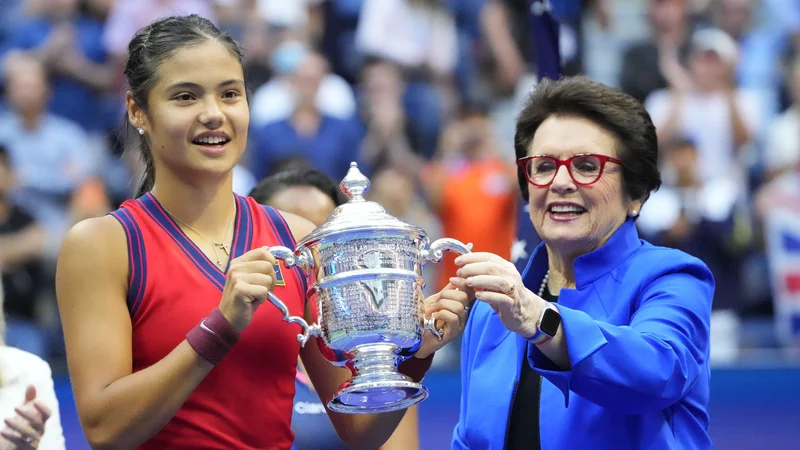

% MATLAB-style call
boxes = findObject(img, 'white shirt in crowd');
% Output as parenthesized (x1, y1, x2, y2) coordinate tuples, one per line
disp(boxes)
(0, 347, 65, 450)
(355, 0, 458, 76)
(645, 88, 765, 184)
(763, 106, 800, 174)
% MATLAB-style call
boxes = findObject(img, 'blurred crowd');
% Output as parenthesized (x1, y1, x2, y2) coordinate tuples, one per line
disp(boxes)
(0, 0, 799, 369)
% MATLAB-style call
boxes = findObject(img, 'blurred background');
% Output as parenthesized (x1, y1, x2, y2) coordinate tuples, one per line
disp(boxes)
(0, 0, 799, 448)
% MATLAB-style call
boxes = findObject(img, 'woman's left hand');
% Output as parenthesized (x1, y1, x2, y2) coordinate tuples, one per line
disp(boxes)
(0, 386, 51, 450)
(453, 252, 546, 338)
(415, 283, 472, 359)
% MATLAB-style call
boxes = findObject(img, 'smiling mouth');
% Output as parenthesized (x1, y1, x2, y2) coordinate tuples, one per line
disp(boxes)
(548, 204, 587, 216)
(192, 136, 230, 147)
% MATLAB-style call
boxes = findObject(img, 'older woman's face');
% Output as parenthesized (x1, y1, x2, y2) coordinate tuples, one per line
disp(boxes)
(527, 115, 641, 256)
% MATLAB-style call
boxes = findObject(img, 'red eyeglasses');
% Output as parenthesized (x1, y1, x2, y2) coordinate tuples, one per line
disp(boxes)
(517, 153, 622, 187)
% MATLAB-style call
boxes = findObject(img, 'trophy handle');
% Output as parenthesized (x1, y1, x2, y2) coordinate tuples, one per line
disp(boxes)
(423, 316, 444, 341)
(267, 246, 321, 347)
(420, 238, 473, 264)
(420, 238, 473, 340)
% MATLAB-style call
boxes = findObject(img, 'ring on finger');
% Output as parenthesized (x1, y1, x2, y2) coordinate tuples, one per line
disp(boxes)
(23, 434, 34, 444)
(505, 285, 515, 296)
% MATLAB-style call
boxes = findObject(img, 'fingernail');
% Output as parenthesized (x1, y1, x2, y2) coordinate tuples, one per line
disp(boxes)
(474, 291, 482, 299)
(449, 277, 460, 284)
(456, 269, 463, 277)
(466, 278, 474, 286)
(454, 257, 463, 265)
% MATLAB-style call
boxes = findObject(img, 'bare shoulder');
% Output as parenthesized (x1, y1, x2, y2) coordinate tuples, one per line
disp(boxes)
(279, 211, 318, 243)
(60, 215, 127, 257)
(57, 215, 129, 297)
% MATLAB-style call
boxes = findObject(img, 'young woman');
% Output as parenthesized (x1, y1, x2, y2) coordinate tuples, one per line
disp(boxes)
(55, 15, 468, 450)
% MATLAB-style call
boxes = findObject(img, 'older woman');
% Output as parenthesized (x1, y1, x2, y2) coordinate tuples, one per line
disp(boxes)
(450, 76, 713, 449)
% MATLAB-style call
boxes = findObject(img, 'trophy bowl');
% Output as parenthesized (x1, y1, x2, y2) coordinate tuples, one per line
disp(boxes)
(264, 162, 472, 414)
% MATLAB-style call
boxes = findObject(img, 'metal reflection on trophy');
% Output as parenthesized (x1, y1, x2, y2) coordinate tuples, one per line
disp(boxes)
(264, 162, 472, 414)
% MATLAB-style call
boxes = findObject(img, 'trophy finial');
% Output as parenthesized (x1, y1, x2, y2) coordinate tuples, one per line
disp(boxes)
(340, 161, 370, 201)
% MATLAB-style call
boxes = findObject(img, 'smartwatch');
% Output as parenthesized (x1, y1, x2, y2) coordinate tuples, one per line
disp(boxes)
(528, 303, 561, 345)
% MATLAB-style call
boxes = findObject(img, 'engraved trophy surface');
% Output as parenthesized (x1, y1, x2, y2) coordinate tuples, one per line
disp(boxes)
(265, 162, 472, 414)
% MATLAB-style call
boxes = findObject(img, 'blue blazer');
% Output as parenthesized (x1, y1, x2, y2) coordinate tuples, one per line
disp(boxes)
(452, 219, 714, 449)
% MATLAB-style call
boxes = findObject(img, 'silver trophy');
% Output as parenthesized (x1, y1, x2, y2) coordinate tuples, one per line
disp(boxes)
(265, 162, 471, 414)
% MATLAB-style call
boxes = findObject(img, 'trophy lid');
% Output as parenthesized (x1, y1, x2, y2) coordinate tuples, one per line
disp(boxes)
(296, 162, 426, 246)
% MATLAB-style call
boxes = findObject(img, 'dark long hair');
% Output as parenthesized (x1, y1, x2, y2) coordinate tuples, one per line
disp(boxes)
(122, 15, 244, 197)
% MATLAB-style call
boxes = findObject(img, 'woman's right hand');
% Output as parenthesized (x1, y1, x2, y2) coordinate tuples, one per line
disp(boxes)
(218, 247, 278, 332)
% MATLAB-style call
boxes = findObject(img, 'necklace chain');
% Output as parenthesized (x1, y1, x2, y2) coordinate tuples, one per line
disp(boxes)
(163, 206, 235, 267)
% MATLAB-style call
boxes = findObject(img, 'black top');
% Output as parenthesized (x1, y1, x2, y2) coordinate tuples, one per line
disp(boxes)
(506, 288, 558, 450)
(0, 204, 43, 320)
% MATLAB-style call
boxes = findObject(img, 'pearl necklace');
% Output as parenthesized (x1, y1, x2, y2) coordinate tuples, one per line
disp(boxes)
(537, 270, 550, 297)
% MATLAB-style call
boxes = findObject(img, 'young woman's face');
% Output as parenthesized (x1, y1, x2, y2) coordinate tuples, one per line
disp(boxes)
(131, 40, 249, 183)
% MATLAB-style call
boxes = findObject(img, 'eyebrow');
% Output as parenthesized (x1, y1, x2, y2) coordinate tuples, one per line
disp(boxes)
(166, 79, 244, 91)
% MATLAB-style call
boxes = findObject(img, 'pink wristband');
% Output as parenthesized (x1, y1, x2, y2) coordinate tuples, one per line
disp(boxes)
(398, 353, 435, 383)
(186, 308, 241, 365)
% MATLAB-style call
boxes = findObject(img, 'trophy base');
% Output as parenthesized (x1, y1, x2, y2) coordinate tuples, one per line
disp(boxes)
(327, 343, 428, 414)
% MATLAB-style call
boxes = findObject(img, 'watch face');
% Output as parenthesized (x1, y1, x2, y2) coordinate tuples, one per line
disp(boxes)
(540, 308, 561, 337)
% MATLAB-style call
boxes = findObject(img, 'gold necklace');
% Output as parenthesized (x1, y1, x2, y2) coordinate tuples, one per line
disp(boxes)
(164, 207, 236, 267)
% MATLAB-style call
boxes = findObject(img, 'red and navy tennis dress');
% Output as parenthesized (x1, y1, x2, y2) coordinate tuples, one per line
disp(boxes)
(109, 192, 308, 449)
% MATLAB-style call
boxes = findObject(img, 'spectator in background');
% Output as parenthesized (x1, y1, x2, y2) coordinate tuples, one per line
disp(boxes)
(0, 0, 117, 168)
(249, 165, 344, 228)
(355, 0, 456, 158)
(248, 51, 364, 182)
(249, 40, 356, 127)
(238, 15, 274, 91)
(102, 0, 216, 64)
(318, 0, 366, 85)
(0, 0, 25, 48)
(710, 0, 786, 100)
(0, 145, 46, 358)
(477, 0, 590, 160)
(478, 0, 536, 100)
(619, 0, 694, 104)
(256, 0, 323, 39)
(358, 58, 426, 176)
(762, 57, 800, 183)
(764, 0, 800, 55)
(356, 0, 457, 84)
(645, 27, 763, 187)
(0, 54, 102, 259)
(421, 105, 517, 293)
(0, 279, 65, 450)
(637, 138, 748, 363)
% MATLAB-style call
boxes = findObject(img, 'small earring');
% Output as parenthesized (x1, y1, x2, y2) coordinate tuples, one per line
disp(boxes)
(137, 127, 144, 135)
(631, 210, 638, 217)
